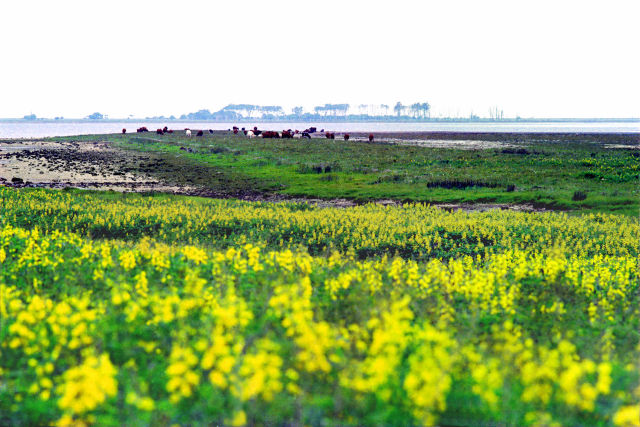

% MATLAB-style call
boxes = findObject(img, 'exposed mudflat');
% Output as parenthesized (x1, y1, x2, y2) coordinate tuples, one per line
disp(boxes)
(314, 134, 515, 149)
(382, 139, 515, 149)
(604, 144, 640, 149)
(0, 140, 195, 194)
(265, 198, 551, 212)
(329, 131, 639, 145)
(301, 130, 639, 150)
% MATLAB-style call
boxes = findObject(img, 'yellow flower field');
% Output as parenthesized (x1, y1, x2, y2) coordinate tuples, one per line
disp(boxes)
(0, 187, 638, 426)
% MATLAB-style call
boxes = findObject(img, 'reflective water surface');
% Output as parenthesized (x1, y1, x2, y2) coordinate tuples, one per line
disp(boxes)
(1, 121, 638, 139)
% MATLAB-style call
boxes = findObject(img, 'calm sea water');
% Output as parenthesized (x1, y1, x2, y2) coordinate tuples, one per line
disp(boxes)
(0, 121, 638, 139)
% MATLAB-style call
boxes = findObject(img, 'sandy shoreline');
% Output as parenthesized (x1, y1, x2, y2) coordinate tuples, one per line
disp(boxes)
(0, 140, 196, 194)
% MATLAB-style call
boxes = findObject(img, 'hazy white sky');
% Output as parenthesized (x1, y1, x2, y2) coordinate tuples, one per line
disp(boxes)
(0, 0, 638, 118)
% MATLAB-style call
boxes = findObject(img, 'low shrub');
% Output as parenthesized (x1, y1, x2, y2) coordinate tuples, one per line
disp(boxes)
(572, 191, 588, 201)
(426, 180, 500, 190)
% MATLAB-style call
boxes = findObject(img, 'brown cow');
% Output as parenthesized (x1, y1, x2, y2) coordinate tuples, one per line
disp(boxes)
(122, 128, 126, 134)
(368, 134, 374, 142)
(344, 133, 350, 141)
(262, 131, 280, 138)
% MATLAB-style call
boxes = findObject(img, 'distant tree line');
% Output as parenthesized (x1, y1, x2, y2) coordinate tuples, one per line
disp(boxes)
(21, 103, 545, 122)
(21, 113, 64, 121)
(173, 102, 433, 121)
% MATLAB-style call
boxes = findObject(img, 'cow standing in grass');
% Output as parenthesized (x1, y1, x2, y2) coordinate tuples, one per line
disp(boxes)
(262, 131, 280, 138)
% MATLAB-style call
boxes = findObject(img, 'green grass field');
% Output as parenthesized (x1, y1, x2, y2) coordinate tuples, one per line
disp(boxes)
(55, 131, 639, 215)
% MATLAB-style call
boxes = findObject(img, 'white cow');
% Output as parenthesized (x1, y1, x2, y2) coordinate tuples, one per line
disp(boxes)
(185, 129, 192, 137)
(293, 133, 302, 139)
(247, 130, 255, 138)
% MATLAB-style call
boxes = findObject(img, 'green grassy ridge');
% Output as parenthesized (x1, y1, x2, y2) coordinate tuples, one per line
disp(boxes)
(53, 133, 640, 215)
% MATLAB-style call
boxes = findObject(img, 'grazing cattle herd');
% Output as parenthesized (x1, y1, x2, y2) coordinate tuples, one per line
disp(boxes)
(126, 125, 374, 142)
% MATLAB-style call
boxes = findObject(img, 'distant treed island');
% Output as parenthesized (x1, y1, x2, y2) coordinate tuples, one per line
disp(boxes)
(20, 103, 435, 122)
(171, 103, 434, 122)
(16, 103, 639, 123)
